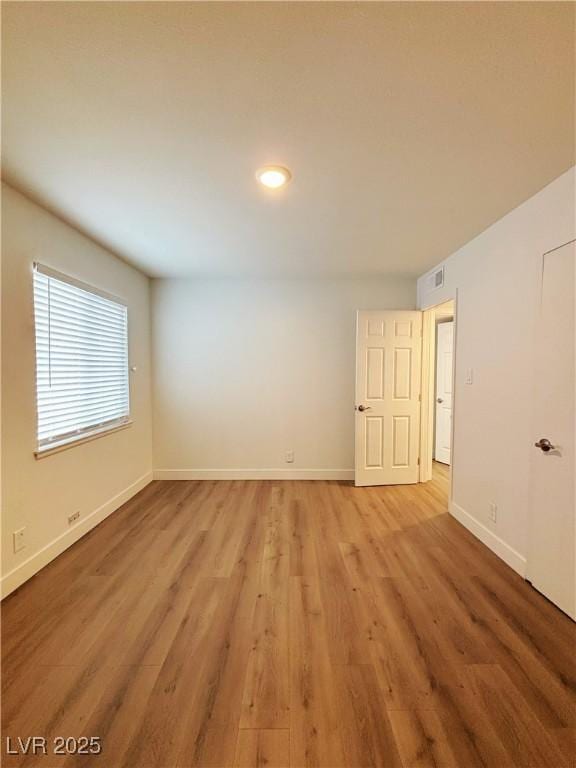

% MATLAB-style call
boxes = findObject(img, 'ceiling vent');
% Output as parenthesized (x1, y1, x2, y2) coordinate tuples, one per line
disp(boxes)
(426, 266, 444, 291)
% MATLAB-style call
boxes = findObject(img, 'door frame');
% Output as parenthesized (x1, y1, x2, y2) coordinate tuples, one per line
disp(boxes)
(419, 298, 457, 494)
(526, 239, 576, 617)
(434, 318, 455, 465)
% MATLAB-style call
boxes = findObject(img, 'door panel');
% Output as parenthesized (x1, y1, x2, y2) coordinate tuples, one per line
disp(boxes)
(366, 416, 384, 467)
(434, 320, 454, 465)
(529, 241, 575, 619)
(355, 310, 422, 486)
(394, 348, 412, 399)
(367, 348, 385, 398)
(392, 415, 410, 466)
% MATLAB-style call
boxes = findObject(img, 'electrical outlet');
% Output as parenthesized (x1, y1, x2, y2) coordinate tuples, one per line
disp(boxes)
(13, 528, 26, 553)
(68, 511, 80, 525)
(489, 503, 497, 523)
(285, 449, 294, 464)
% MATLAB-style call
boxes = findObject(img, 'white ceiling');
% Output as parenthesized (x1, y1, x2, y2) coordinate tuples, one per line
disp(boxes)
(2, 2, 574, 278)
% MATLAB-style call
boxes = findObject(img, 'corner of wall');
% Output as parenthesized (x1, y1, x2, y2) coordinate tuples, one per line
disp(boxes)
(1, 471, 153, 599)
(449, 501, 527, 578)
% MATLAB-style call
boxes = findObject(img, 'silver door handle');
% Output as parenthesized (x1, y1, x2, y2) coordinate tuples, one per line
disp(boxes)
(437, 398, 444, 404)
(356, 405, 372, 412)
(534, 438, 555, 452)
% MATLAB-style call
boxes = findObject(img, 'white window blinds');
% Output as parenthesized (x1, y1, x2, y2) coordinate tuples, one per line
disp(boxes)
(33, 264, 130, 452)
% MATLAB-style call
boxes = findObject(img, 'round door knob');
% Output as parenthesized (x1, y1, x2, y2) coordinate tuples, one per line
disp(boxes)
(437, 397, 444, 404)
(357, 404, 371, 412)
(534, 438, 554, 452)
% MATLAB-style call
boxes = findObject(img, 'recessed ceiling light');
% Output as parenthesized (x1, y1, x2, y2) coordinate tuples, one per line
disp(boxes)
(256, 165, 292, 189)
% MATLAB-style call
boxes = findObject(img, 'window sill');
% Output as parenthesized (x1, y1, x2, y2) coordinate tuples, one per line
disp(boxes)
(34, 421, 133, 459)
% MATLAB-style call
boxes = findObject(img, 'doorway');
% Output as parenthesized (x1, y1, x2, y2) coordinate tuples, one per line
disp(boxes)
(434, 317, 454, 465)
(527, 239, 575, 619)
(354, 305, 456, 488)
(419, 299, 456, 486)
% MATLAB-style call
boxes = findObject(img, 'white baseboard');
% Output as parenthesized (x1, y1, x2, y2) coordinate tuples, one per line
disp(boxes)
(449, 500, 526, 577)
(1, 471, 153, 600)
(153, 468, 355, 481)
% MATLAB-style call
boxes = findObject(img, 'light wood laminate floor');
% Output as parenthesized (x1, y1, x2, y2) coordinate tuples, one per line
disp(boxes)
(2, 464, 575, 767)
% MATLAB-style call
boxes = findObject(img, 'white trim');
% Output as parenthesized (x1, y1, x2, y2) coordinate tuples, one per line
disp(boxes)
(1, 471, 153, 599)
(449, 500, 527, 577)
(33, 261, 127, 306)
(35, 420, 133, 458)
(154, 468, 355, 481)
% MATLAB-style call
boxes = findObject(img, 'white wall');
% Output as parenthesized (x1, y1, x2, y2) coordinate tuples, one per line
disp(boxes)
(1, 184, 153, 596)
(418, 167, 576, 575)
(152, 277, 415, 478)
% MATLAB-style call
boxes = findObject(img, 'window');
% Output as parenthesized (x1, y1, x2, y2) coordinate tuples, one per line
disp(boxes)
(33, 264, 130, 454)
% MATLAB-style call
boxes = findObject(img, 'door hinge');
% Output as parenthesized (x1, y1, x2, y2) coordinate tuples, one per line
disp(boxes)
(417, 457, 420, 465)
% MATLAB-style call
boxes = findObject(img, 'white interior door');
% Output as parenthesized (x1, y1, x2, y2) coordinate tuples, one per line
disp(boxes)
(355, 310, 422, 486)
(434, 320, 454, 465)
(528, 241, 575, 619)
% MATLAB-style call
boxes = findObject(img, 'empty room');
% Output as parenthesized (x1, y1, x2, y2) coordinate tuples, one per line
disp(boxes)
(1, 2, 575, 767)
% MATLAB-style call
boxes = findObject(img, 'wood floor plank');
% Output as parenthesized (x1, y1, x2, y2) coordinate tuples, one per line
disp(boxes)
(2, 463, 575, 768)
(119, 576, 229, 767)
(388, 709, 459, 768)
(547, 727, 576, 766)
(466, 663, 570, 767)
(289, 575, 347, 768)
(331, 663, 403, 767)
(234, 729, 290, 768)
(425, 542, 576, 728)
(240, 493, 290, 729)
(61, 665, 162, 768)
(366, 577, 445, 710)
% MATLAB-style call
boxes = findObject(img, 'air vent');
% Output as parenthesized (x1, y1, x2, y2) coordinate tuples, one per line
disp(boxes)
(426, 266, 444, 291)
